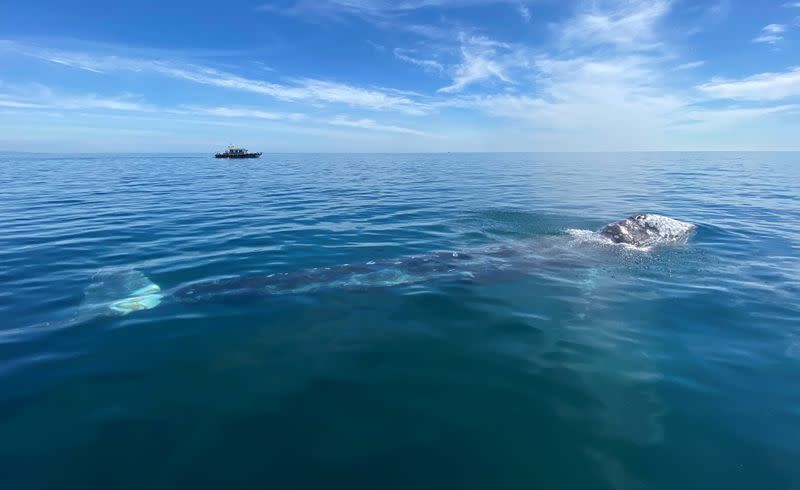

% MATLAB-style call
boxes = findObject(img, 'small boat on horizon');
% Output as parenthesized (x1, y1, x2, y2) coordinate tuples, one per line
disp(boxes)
(215, 145, 262, 159)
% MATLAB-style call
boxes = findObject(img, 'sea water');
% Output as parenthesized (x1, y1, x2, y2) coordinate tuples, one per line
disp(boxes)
(0, 152, 798, 489)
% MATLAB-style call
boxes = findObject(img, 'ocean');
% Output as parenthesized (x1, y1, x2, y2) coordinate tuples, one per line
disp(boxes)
(1, 152, 798, 489)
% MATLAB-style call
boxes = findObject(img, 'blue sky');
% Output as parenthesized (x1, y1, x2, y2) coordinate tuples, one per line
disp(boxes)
(1, 0, 799, 152)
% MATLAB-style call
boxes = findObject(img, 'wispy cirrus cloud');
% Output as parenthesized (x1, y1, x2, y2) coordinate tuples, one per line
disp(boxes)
(258, 0, 536, 21)
(753, 23, 787, 45)
(0, 84, 428, 137)
(0, 98, 48, 109)
(698, 67, 800, 101)
(181, 106, 307, 121)
(517, 3, 531, 22)
(559, 0, 671, 51)
(328, 115, 427, 135)
(446, 54, 684, 130)
(436, 0, 797, 147)
(393, 48, 444, 74)
(0, 84, 152, 112)
(1, 41, 430, 115)
(3, 0, 799, 151)
(438, 34, 523, 93)
(677, 104, 800, 129)
(684, 0, 731, 36)
(181, 107, 425, 134)
(448, 1, 680, 133)
(674, 60, 705, 71)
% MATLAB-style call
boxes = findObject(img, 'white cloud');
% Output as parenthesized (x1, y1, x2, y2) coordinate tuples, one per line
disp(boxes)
(698, 67, 800, 101)
(764, 24, 787, 33)
(2, 41, 430, 115)
(783, 2, 800, 7)
(516, 2, 531, 22)
(4, 0, 800, 151)
(678, 104, 800, 129)
(752, 34, 782, 44)
(180, 106, 307, 121)
(436, 0, 796, 147)
(64, 95, 150, 111)
(674, 60, 705, 70)
(0, 85, 152, 112)
(438, 34, 520, 93)
(393, 48, 444, 73)
(328, 115, 427, 135)
(367, 40, 387, 52)
(45, 56, 106, 73)
(181, 108, 424, 136)
(0, 85, 430, 137)
(684, 1, 730, 37)
(154, 67, 429, 115)
(395, 23, 454, 40)
(259, 0, 536, 21)
(753, 24, 786, 44)
(447, 0, 683, 137)
(291, 79, 428, 114)
(448, 54, 685, 131)
(560, 0, 671, 51)
(0, 99, 47, 109)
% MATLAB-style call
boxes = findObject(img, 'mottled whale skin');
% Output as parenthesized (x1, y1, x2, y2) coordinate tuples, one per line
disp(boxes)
(598, 214, 696, 248)
(88, 214, 696, 315)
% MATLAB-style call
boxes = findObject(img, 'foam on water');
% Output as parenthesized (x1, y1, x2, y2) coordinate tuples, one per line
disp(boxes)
(565, 228, 614, 245)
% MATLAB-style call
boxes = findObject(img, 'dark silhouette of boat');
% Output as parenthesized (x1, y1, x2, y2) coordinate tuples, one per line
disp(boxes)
(215, 145, 262, 159)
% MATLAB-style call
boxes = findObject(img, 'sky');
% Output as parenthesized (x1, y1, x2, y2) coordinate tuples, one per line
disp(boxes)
(1, 0, 799, 152)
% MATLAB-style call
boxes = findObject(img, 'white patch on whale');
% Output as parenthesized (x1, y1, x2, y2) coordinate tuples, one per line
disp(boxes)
(568, 214, 696, 250)
(82, 269, 163, 316)
(599, 214, 696, 249)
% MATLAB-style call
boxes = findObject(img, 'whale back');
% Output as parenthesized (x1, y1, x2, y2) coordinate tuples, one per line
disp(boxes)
(599, 214, 696, 248)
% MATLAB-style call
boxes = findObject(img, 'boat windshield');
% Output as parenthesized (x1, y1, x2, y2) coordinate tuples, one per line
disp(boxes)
(221, 147, 252, 155)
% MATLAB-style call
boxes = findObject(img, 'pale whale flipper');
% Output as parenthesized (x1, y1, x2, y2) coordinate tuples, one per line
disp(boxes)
(81, 270, 163, 316)
(108, 283, 163, 314)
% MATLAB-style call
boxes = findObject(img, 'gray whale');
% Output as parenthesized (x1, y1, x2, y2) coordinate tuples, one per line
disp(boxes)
(598, 214, 696, 248)
(87, 214, 696, 316)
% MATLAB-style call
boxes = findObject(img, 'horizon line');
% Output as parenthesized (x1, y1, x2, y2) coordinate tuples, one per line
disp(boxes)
(3, 150, 800, 155)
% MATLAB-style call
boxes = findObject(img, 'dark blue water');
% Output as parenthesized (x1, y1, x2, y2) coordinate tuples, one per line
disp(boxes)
(1, 153, 799, 489)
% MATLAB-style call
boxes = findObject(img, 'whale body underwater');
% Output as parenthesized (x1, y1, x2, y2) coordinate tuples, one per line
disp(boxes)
(85, 214, 697, 316)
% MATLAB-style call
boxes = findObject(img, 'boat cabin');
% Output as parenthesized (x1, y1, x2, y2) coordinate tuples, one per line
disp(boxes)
(215, 145, 262, 159)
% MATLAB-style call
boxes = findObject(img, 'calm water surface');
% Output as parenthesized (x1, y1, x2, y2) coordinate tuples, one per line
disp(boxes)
(1, 153, 799, 489)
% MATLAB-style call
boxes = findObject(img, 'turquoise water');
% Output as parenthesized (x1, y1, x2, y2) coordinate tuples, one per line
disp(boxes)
(1, 152, 799, 489)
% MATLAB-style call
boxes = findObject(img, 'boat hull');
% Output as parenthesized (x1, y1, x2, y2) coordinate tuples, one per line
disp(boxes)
(215, 153, 262, 159)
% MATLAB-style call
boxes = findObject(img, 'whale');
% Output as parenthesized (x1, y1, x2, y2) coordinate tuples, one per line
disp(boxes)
(598, 214, 696, 248)
(82, 214, 697, 317)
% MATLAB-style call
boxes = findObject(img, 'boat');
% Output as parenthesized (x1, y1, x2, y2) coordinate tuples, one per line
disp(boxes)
(215, 145, 262, 159)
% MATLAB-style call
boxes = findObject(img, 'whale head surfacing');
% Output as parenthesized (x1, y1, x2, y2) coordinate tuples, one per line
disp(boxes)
(599, 214, 696, 248)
